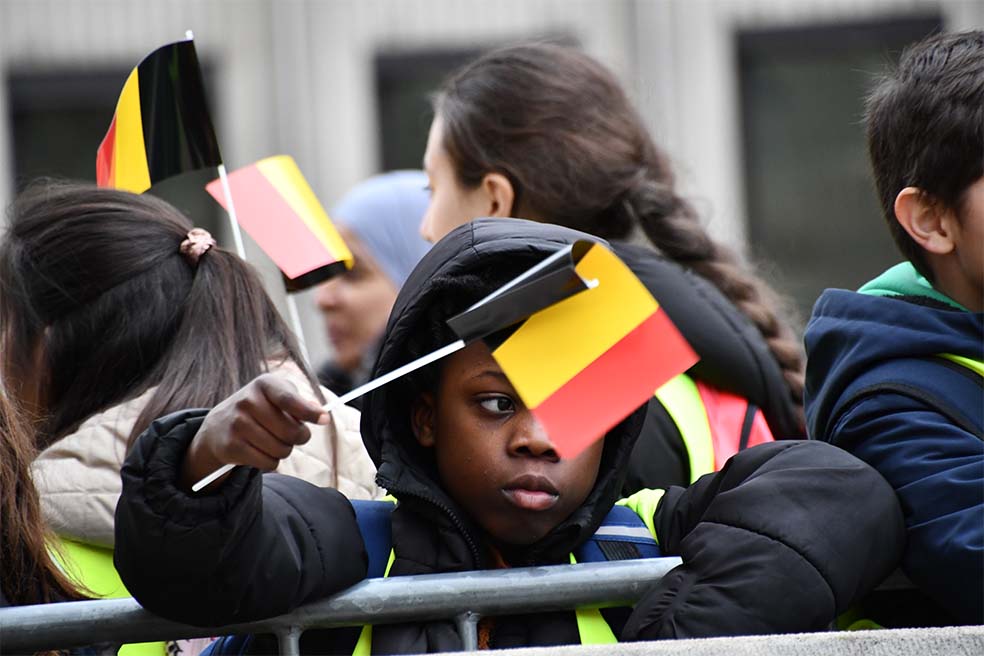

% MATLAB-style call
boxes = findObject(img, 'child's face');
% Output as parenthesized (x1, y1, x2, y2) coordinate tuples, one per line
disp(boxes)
(419, 116, 491, 243)
(412, 341, 605, 548)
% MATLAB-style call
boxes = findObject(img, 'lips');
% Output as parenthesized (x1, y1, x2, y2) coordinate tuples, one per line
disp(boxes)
(327, 325, 348, 346)
(502, 474, 560, 511)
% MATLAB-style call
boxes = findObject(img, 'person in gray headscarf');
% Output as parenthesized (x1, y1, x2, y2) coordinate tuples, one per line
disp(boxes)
(315, 170, 432, 404)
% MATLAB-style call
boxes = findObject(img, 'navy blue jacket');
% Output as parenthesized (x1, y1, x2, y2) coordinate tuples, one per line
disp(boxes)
(805, 263, 983, 625)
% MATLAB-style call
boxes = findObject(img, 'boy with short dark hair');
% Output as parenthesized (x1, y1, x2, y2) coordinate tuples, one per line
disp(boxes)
(805, 30, 983, 626)
(116, 219, 903, 650)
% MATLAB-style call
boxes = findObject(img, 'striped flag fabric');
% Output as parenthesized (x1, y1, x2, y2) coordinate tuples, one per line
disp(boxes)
(458, 241, 698, 458)
(96, 38, 222, 193)
(205, 155, 354, 291)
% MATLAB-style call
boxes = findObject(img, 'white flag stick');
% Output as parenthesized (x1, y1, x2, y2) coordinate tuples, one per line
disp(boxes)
(193, 463, 234, 492)
(192, 338, 467, 492)
(323, 339, 466, 413)
(285, 292, 312, 366)
(183, 31, 246, 261)
(216, 163, 247, 260)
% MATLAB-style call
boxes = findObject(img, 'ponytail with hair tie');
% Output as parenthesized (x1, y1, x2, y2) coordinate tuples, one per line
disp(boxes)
(179, 228, 216, 267)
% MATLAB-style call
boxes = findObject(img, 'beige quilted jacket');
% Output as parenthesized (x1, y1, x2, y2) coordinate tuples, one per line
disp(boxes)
(32, 364, 381, 548)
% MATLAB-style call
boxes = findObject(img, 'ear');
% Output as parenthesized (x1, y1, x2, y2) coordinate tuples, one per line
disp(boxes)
(411, 392, 437, 448)
(480, 172, 516, 218)
(894, 187, 956, 255)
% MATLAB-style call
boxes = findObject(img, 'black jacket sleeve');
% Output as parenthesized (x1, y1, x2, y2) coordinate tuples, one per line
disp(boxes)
(113, 410, 368, 627)
(622, 440, 905, 639)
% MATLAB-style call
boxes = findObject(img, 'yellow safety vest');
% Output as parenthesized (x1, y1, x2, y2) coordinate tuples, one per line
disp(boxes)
(351, 489, 666, 654)
(655, 374, 715, 483)
(939, 353, 984, 378)
(53, 539, 167, 656)
(656, 372, 777, 483)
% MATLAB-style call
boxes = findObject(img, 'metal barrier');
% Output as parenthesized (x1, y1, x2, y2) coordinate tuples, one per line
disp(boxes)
(0, 556, 682, 655)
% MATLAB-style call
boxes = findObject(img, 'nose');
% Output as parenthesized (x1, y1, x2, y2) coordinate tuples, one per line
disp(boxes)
(419, 207, 436, 243)
(315, 280, 341, 312)
(508, 415, 559, 462)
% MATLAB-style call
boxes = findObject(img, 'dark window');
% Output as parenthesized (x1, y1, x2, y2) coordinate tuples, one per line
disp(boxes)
(373, 33, 579, 173)
(737, 15, 943, 319)
(374, 48, 481, 172)
(9, 70, 126, 188)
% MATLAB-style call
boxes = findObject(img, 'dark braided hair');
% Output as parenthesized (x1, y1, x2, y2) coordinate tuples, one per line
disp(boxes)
(435, 43, 805, 422)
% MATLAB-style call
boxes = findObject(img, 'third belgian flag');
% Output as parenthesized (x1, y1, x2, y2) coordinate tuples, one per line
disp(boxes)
(96, 39, 222, 193)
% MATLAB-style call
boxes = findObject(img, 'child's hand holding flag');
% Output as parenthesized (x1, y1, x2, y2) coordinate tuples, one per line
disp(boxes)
(193, 240, 697, 490)
(181, 374, 329, 493)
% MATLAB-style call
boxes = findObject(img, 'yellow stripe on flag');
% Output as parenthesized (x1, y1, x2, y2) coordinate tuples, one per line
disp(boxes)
(256, 156, 354, 268)
(492, 244, 659, 408)
(112, 70, 151, 193)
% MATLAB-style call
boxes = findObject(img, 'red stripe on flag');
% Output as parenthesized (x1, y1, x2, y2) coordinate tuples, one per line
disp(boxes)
(206, 165, 339, 280)
(532, 309, 698, 459)
(96, 115, 117, 188)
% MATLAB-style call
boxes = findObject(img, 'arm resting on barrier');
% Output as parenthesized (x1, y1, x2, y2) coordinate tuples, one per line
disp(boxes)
(623, 440, 905, 639)
(832, 396, 984, 624)
(114, 410, 368, 627)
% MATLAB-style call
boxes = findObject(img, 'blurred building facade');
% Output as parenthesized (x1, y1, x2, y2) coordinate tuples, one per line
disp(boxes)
(1, 0, 980, 364)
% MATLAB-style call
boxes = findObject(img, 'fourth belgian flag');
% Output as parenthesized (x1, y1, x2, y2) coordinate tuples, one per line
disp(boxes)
(488, 243, 698, 458)
(96, 39, 221, 193)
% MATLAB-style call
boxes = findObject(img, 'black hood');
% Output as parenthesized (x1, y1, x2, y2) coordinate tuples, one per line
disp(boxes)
(360, 218, 646, 566)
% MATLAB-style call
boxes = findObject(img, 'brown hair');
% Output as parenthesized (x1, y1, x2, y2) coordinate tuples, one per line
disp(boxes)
(435, 43, 804, 418)
(0, 388, 85, 605)
(0, 181, 322, 451)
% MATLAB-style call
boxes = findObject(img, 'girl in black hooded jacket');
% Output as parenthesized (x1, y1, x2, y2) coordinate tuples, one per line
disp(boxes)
(115, 219, 904, 653)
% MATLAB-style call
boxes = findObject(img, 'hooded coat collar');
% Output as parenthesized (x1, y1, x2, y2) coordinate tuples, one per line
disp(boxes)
(858, 262, 968, 311)
(805, 263, 983, 440)
(360, 218, 645, 573)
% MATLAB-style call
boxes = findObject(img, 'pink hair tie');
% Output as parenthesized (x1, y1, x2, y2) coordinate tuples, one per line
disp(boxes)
(180, 228, 217, 266)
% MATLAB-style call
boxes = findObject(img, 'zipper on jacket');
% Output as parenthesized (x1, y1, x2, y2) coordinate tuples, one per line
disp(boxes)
(377, 476, 484, 568)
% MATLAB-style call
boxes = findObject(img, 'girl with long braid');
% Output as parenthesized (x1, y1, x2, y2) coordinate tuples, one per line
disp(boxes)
(420, 43, 805, 489)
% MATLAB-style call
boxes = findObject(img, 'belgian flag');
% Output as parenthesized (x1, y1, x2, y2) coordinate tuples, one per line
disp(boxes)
(206, 156, 354, 292)
(449, 241, 698, 458)
(96, 39, 222, 193)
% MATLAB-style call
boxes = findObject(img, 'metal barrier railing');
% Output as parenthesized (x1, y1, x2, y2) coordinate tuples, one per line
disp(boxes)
(0, 557, 682, 655)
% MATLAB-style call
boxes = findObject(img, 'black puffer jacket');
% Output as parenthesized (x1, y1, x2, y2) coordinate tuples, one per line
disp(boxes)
(115, 218, 904, 652)
(614, 242, 801, 439)
(613, 242, 803, 491)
